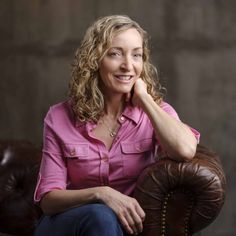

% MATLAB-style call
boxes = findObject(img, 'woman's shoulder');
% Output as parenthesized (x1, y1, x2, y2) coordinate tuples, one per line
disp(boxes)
(48, 100, 70, 112)
(159, 101, 180, 120)
(160, 101, 174, 110)
(44, 100, 74, 122)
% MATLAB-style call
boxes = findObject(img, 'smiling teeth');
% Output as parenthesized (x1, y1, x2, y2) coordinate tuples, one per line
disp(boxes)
(116, 76, 132, 81)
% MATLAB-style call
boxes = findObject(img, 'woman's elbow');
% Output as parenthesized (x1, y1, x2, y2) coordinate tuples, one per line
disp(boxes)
(40, 193, 56, 215)
(179, 140, 197, 161)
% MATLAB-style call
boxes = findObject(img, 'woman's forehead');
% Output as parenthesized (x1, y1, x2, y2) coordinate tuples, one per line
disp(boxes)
(109, 28, 143, 47)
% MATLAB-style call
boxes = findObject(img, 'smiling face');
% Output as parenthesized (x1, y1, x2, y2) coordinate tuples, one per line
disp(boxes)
(98, 28, 143, 98)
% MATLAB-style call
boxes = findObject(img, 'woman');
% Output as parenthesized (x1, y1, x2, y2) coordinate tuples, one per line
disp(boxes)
(34, 15, 200, 236)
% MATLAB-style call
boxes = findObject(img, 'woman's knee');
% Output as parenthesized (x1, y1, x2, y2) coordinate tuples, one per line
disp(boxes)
(78, 204, 124, 235)
(82, 203, 118, 225)
(34, 204, 124, 236)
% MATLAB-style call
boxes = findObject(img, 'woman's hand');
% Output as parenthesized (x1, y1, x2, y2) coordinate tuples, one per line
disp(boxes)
(125, 78, 197, 161)
(126, 78, 148, 107)
(98, 186, 145, 235)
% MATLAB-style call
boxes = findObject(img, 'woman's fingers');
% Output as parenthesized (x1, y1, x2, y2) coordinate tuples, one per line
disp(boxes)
(130, 200, 145, 234)
(128, 209, 142, 234)
(119, 215, 134, 235)
(121, 199, 145, 235)
(119, 208, 141, 235)
(100, 187, 145, 235)
(135, 202, 146, 222)
(132, 78, 148, 107)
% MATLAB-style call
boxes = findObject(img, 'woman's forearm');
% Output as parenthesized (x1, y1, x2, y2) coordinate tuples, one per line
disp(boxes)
(139, 93, 197, 161)
(40, 187, 106, 215)
(40, 186, 145, 235)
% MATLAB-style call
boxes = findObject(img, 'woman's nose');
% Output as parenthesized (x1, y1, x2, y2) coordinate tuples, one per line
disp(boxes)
(120, 56, 133, 71)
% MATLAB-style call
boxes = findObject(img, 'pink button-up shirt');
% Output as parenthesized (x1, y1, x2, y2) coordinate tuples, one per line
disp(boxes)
(34, 101, 200, 202)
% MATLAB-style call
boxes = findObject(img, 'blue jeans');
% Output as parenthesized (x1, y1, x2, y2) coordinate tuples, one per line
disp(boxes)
(34, 203, 128, 236)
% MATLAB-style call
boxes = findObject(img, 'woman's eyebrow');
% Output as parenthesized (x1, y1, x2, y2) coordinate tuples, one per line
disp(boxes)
(109, 47, 143, 51)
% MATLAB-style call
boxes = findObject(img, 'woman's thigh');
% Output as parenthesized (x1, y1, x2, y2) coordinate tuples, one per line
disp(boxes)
(34, 203, 126, 236)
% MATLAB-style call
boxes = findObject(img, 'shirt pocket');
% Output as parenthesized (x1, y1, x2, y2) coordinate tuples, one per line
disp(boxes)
(121, 139, 154, 178)
(63, 143, 89, 159)
(62, 143, 96, 187)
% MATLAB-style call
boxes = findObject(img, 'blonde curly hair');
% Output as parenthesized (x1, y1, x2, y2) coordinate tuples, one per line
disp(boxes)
(69, 15, 165, 122)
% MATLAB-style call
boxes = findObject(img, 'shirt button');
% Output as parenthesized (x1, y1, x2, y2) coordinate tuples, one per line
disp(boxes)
(70, 149, 76, 156)
(136, 145, 141, 151)
(120, 116, 125, 121)
(102, 156, 108, 162)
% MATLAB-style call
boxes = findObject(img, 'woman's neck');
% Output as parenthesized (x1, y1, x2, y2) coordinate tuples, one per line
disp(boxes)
(104, 94, 126, 119)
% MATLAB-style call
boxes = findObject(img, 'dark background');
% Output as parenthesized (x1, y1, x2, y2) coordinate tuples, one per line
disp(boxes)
(0, 1, 235, 235)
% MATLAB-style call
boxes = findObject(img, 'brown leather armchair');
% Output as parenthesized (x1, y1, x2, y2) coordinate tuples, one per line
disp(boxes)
(0, 141, 42, 236)
(134, 145, 226, 236)
(0, 140, 226, 236)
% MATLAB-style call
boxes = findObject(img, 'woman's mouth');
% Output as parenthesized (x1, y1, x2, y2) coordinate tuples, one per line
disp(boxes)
(114, 75, 133, 82)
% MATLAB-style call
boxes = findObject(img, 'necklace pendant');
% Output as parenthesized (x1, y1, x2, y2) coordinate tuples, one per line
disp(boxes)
(110, 131, 116, 137)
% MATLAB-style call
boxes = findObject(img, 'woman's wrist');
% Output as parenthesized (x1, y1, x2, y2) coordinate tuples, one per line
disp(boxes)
(93, 186, 110, 203)
(137, 93, 153, 109)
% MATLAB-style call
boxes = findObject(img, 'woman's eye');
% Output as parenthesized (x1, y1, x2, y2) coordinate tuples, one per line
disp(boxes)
(132, 53, 143, 60)
(133, 53, 143, 58)
(108, 52, 121, 57)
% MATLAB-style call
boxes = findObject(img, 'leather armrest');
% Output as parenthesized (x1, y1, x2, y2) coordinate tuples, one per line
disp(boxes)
(134, 145, 226, 236)
(0, 141, 42, 236)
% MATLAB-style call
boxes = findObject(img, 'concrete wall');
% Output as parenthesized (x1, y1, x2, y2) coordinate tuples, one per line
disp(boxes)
(1, 0, 235, 235)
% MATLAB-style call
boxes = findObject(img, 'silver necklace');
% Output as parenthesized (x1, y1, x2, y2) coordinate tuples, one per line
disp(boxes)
(100, 118, 118, 138)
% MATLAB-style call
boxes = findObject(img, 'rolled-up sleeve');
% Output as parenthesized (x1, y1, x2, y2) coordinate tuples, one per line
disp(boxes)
(160, 102, 200, 143)
(34, 109, 67, 203)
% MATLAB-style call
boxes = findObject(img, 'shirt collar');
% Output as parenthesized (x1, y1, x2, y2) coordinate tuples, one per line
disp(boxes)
(121, 105, 140, 125)
(73, 104, 140, 127)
